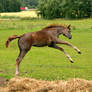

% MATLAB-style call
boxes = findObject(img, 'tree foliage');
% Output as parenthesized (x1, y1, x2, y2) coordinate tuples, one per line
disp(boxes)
(0, 0, 21, 12)
(38, 0, 62, 19)
(21, 0, 38, 8)
(38, 0, 92, 19)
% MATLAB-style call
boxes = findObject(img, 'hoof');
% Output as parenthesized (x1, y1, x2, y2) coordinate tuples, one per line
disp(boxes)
(70, 60, 74, 63)
(78, 51, 81, 54)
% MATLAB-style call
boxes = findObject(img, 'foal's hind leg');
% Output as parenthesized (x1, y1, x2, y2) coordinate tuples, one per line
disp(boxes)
(16, 36, 32, 76)
(16, 49, 28, 76)
(48, 44, 74, 63)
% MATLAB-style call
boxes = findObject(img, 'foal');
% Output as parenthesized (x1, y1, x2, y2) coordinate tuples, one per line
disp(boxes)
(6, 24, 81, 75)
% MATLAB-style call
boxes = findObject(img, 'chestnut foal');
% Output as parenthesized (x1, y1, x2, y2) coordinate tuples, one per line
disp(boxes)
(6, 24, 81, 75)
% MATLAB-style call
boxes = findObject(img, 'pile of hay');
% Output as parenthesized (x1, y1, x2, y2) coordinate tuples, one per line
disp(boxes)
(0, 77, 92, 92)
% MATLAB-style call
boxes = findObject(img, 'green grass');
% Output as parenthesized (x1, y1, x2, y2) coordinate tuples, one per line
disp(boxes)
(0, 18, 92, 80)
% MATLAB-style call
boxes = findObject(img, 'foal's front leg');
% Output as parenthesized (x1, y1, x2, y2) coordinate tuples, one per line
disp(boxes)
(48, 44, 74, 63)
(56, 39, 81, 54)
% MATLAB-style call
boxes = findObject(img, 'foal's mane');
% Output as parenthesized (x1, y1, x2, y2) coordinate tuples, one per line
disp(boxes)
(42, 24, 66, 30)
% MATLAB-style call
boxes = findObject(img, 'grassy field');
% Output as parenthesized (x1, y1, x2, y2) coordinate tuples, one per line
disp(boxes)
(0, 18, 92, 81)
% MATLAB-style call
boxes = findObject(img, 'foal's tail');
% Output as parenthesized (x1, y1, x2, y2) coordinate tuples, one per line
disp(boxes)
(6, 35, 21, 48)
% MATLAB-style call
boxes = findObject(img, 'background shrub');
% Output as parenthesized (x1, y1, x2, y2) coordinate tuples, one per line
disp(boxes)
(38, 0, 92, 19)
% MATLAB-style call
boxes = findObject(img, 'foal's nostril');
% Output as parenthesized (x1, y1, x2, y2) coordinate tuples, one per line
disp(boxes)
(69, 36, 72, 39)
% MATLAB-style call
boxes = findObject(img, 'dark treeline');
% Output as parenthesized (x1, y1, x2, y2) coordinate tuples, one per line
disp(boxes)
(0, 0, 38, 12)
(0, 0, 92, 19)
(21, 0, 38, 8)
(38, 0, 92, 19)
(0, 0, 21, 12)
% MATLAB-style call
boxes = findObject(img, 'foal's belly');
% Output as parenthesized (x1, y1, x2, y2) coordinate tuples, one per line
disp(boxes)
(33, 44, 47, 47)
(32, 43, 48, 47)
(32, 37, 50, 47)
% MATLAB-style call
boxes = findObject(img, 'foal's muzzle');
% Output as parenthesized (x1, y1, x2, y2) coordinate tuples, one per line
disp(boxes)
(63, 34, 72, 39)
(66, 34, 72, 39)
(69, 36, 72, 39)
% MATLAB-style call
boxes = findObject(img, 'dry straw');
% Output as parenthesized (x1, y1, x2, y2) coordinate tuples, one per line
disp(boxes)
(0, 77, 92, 92)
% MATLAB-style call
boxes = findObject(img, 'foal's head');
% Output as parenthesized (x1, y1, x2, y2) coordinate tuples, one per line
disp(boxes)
(62, 25, 72, 39)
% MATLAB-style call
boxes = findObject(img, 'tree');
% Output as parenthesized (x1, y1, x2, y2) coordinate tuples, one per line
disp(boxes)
(21, 0, 38, 8)
(0, 0, 21, 12)
(38, 0, 63, 19)
(38, 0, 92, 19)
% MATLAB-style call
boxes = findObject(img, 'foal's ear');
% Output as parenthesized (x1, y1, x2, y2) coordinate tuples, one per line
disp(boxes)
(67, 24, 71, 29)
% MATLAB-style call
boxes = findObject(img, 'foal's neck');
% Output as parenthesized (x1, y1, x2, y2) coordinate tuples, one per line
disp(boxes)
(56, 26, 65, 37)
